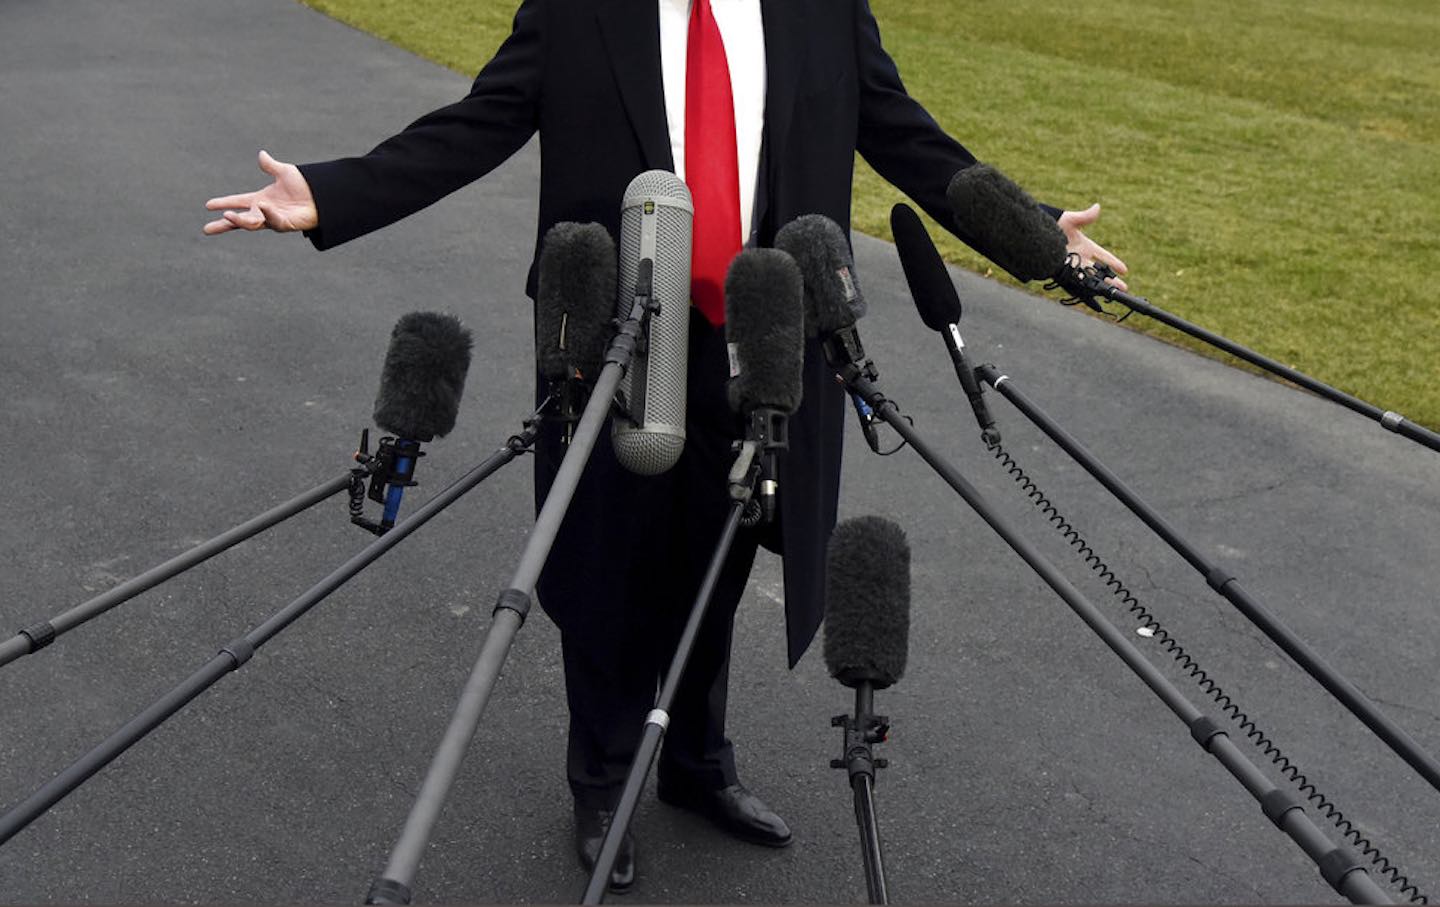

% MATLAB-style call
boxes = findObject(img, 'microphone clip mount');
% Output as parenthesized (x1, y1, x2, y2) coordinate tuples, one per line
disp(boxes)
(1049, 253, 1115, 314)
(541, 372, 590, 446)
(742, 406, 790, 526)
(349, 430, 424, 536)
(830, 708, 890, 780)
(822, 325, 878, 383)
(745, 406, 790, 456)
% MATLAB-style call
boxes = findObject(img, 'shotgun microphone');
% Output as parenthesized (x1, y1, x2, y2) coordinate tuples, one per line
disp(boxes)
(775, 213, 865, 339)
(945, 164, 1110, 312)
(775, 214, 882, 447)
(945, 164, 1069, 283)
(359, 312, 473, 533)
(824, 514, 910, 906)
(536, 222, 619, 441)
(612, 170, 694, 475)
(724, 248, 806, 524)
(824, 516, 911, 690)
(890, 202, 1000, 446)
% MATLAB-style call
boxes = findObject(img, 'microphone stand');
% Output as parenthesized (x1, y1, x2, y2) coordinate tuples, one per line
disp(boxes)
(0, 417, 542, 849)
(0, 472, 354, 671)
(973, 363, 1440, 799)
(580, 412, 781, 904)
(1059, 262, 1440, 455)
(367, 265, 659, 907)
(831, 682, 891, 904)
(837, 361, 1391, 904)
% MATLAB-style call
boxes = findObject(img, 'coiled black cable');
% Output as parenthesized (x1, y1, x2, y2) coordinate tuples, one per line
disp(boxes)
(991, 440, 1429, 904)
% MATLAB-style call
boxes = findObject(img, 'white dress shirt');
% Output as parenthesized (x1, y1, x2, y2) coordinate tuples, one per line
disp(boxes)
(658, 0, 767, 242)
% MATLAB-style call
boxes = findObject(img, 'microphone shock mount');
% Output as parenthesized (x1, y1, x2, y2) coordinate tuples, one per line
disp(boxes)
(830, 681, 892, 904)
(830, 705, 890, 777)
(349, 429, 424, 536)
(1047, 253, 1115, 315)
(742, 406, 789, 526)
(542, 371, 593, 446)
(837, 361, 911, 457)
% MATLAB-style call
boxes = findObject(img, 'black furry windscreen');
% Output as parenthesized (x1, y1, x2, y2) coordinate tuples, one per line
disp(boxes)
(536, 222, 618, 382)
(774, 214, 867, 337)
(946, 163, 1067, 283)
(823, 515, 911, 690)
(372, 311, 474, 442)
(723, 248, 806, 416)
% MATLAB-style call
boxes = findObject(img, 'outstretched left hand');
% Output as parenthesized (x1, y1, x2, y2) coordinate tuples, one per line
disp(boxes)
(1058, 204, 1129, 292)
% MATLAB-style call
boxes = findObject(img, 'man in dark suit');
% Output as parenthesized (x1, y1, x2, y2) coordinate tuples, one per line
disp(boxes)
(206, 0, 1126, 891)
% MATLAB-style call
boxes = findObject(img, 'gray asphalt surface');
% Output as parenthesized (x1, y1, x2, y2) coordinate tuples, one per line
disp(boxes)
(1, 1, 1437, 903)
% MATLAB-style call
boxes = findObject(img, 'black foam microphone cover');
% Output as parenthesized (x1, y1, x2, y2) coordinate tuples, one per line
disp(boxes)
(774, 214, 866, 338)
(536, 222, 618, 383)
(724, 249, 805, 416)
(372, 312, 474, 442)
(824, 516, 910, 690)
(946, 164, 1068, 283)
(891, 203, 962, 330)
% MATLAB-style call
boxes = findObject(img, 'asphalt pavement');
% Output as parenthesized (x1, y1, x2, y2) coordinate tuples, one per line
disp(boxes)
(1, 1, 1437, 903)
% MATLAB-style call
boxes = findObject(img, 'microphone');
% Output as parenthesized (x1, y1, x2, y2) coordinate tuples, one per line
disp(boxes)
(824, 516, 910, 690)
(612, 170, 694, 475)
(774, 214, 882, 449)
(823, 514, 909, 905)
(359, 311, 473, 534)
(536, 222, 619, 442)
(724, 248, 806, 524)
(945, 163, 1069, 280)
(945, 163, 1112, 313)
(775, 213, 865, 343)
(890, 203, 1001, 447)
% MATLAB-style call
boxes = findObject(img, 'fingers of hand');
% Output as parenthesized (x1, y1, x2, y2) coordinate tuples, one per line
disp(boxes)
(1093, 244, 1129, 277)
(222, 207, 267, 231)
(206, 193, 256, 211)
(1059, 203, 1101, 233)
(255, 201, 293, 232)
(202, 218, 235, 235)
(1086, 247, 1129, 290)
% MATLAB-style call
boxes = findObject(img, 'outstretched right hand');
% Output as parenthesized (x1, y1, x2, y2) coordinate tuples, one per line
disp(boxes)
(204, 150, 318, 235)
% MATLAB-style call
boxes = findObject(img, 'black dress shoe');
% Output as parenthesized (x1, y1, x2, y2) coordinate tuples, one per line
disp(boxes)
(657, 782, 793, 847)
(574, 805, 636, 893)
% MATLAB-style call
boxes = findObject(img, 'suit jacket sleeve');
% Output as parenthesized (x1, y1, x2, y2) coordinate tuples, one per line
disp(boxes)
(852, 0, 976, 229)
(299, 0, 545, 250)
(852, 0, 1061, 243)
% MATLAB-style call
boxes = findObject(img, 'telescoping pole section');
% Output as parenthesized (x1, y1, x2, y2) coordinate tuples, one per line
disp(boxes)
(1074, 271, 1440, 455)
(581, 492, 751, 905)
(976, 363, 1440, 800)
(0, 472, 354, 670)
(0, 429, 536, 850)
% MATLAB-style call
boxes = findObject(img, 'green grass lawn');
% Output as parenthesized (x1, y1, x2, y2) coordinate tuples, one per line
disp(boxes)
(303, 0, 1440, 428)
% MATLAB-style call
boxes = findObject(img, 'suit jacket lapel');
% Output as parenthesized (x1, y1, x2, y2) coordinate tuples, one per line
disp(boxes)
(597, 0, 674, 172)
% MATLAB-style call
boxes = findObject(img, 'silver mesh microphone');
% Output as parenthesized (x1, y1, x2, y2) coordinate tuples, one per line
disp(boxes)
(612, 170, 694, 475)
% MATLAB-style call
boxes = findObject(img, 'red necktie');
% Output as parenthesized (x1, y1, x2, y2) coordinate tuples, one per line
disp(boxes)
(685, 0, 742, 327)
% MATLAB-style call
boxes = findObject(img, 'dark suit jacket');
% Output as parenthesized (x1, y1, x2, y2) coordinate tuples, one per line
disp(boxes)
(301, 0, 977, 666)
